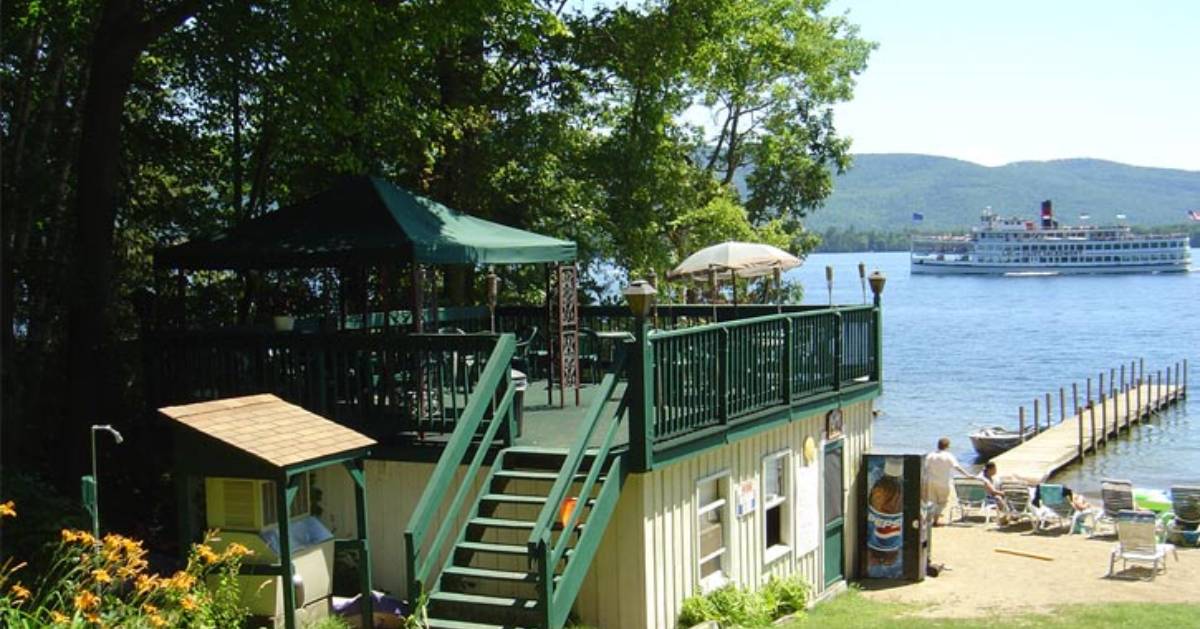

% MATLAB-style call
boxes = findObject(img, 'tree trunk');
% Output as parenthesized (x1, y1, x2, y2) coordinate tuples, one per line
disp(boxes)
(63, 0, 200, 482)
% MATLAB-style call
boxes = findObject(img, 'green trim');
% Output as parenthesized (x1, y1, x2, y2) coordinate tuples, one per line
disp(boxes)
(284, 448, 371, 476)
(550, 455, 626, 629)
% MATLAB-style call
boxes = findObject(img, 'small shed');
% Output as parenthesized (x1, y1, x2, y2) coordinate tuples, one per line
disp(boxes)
(161, 394, 377, 629)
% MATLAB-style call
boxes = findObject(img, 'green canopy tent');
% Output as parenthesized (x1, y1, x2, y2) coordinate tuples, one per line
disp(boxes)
(155, 175, 576, 270)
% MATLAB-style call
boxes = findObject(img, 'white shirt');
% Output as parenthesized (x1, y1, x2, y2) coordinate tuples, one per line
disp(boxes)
(924, 450, 964, 486)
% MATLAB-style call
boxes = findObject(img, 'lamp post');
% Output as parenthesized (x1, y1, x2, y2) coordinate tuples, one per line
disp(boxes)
(486, 265, 499, 332)
(867, 271, 886, 384)
(623, 280, 657, 472)
(85, 424, 124, 540)
(858, 262, 867, 304)
(825, 266, 833, 306)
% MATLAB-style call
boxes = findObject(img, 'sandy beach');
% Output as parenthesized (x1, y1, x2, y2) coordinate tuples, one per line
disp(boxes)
(858, 520, 1199, 617)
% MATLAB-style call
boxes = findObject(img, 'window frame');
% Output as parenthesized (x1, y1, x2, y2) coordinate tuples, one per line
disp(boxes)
(695, 469, 732, 592)
(761, 449, 794, 566)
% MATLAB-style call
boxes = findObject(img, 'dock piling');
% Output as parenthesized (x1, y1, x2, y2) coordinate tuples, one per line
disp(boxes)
(1019, 406, 1026, 442)
(1089, 401, 1097, 452)
(1046, 393, 1053, 428)
(1033, 399, 1040, 435)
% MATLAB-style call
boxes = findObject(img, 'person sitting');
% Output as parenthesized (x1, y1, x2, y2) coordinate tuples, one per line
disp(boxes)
(977, 462, 1008, 512)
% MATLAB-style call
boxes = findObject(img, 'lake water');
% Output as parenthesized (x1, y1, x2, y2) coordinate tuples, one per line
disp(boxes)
(785, 250, 1199, 496)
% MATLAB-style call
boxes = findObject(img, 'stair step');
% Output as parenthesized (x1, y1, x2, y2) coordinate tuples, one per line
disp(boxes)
(444, 565, 536, 582)
(480, 493, 546, 505)
(470, 517, 584, 531)
(430, 591, 539, 611)
(494, 469, 605, 482)
(426, 620, 511, 629)
(456, 541, 528, 556)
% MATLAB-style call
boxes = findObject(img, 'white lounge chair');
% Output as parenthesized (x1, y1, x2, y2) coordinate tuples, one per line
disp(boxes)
(998, 480, 1035, 529)
(1109, 510, 1177, 579)
(1092, 478, 1135, 538)
(951, 477, 996, 524)
(1165, 485, 1200, 547)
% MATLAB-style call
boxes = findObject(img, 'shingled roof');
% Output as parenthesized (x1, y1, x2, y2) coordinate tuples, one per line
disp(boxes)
(159, 394, 375, 469)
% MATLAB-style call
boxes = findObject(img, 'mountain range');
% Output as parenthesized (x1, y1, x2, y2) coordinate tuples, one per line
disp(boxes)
(803, 154, 1200, 230)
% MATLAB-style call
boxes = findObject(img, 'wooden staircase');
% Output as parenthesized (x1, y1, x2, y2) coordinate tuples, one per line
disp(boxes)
(424, 448, 616, 629)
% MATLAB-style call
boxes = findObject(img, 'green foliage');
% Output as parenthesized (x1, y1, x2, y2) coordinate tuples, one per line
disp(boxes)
(677, 575, 809, 628)
(0, 513, 249, 628)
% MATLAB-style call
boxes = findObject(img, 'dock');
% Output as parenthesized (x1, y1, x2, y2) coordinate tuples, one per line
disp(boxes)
(992, 361, 1188, 483)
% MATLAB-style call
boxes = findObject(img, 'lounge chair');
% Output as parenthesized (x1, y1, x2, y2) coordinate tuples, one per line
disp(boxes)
(1108, 510, 1177, 580)
(1165, 485, 1200, 547)
(997, 480, 1035, 528)
(1033, 484, 1077, 533)
(1092, 478, 1135, 538)
(951, 477, 996, 524)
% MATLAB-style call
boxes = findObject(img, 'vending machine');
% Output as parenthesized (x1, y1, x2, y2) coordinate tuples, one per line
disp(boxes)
(860, 454, 930, 581)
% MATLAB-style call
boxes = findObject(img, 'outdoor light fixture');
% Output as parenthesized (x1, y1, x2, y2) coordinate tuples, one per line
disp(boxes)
(486, 266, 499, 332)
(623, 279, 657, 319)
(825, 265, 834, 306)
(86, 424, 124, 540)
(868, 270, 887, 304)
(858, 262, 867, 304)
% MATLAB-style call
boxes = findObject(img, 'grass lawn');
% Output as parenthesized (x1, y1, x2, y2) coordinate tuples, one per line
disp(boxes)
(785, 588, 1200, 629)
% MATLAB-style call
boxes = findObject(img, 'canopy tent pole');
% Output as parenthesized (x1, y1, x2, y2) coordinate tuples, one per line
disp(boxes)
(544, 263, 553, 406)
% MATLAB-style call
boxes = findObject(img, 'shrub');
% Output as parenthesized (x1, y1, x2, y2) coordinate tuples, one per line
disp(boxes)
(0, 500, 250, 628)
(677, 575, 809, 628)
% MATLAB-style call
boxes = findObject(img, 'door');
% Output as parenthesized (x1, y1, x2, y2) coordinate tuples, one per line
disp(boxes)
(823, 440, 845, 585)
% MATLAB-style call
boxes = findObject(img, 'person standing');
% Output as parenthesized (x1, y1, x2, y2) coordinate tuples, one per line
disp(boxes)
(924, 437, 972, 526)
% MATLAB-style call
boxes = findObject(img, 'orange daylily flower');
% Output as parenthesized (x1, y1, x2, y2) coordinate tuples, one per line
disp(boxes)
(91, 568, 113, 584)
(0, 500, 15, 518)
(74, 589, 100, 611)
(10, 582, 31, 601)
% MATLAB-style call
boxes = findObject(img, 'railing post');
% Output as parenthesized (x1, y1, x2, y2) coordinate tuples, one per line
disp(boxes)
(718, 328, 730, 423)
(782, 318, 793, 403)
(629, 320, 655, 473)
(872, 296, 883, 386)
(833, 312, 844, 391)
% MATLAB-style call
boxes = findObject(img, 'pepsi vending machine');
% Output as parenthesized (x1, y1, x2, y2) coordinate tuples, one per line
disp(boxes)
(860, 454, 929, 581)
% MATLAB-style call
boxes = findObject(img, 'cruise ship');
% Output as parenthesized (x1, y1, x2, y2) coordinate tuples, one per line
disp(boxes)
(910, 201, 1191, 275)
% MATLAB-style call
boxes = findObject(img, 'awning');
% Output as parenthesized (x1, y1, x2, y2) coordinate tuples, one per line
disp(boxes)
(155, 176, 577, 270)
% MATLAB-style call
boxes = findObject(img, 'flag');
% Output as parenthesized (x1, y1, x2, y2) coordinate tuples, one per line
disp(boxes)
(1189, 210, 1200, 222)
(912, 212, 924, 222)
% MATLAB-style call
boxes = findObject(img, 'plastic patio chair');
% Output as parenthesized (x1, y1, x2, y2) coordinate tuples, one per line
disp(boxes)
(1109, 510, 1177, 580)
(951, 477, 995, 524)
(1165, 485, 1200, 547)
(1092, 478, 1135, 538)
(998, 480, 1036, 528)
(1033, 484, 1077, 533)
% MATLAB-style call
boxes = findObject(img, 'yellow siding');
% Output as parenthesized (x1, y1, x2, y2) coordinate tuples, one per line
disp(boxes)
(576, 400, 874, 629)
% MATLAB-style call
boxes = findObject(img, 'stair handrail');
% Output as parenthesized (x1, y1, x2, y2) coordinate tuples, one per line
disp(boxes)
(404, 333, 517, 601)
(527, 353, 630, 627)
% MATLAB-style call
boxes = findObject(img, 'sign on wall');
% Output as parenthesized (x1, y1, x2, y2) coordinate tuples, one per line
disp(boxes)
(796, 456, 820, 555)
(736, 479, 757, 517)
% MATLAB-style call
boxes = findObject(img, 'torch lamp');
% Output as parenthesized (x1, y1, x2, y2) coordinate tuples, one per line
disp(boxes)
(486, 265, 498, 332)
(825, 265, 834, 306)
(868, 270, 887, 306)
(858, 262, 867, 304)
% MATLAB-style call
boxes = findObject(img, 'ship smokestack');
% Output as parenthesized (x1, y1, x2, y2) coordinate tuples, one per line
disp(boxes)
(1041, 200, 1054, 229)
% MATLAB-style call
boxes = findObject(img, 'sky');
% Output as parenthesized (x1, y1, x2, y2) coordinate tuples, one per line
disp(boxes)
(823, 0, 1200, 171)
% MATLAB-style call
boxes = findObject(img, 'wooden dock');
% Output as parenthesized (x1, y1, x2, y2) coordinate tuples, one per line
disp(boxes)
(992, 362, 1188, 483)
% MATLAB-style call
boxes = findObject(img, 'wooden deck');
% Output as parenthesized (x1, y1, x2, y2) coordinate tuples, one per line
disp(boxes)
(992, 382, 1186, 482)
(515, 381, 629, 450)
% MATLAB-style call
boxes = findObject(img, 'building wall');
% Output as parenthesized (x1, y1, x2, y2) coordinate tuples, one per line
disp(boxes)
(574, 399, 874, 629)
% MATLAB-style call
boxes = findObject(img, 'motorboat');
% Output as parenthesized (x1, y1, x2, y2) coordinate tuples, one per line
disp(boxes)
(969, 426, 1031, 459)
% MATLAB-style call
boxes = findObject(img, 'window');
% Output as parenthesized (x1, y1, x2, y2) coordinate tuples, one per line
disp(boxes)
(263, 474, 311, 524)
(762, 451, 792, 564)
(697, 472, 730, 590)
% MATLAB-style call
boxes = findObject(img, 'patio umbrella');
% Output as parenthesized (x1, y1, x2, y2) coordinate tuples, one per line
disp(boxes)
(667, 241, 801, 280)
(668, 241, 802, 310)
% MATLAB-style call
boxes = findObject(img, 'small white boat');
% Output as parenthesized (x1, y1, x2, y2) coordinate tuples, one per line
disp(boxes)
(969, 426, 1031, 459)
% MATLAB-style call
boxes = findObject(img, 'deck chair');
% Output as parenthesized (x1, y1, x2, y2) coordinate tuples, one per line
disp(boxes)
(951, 477, 995, 524)
(1092, 478, 1135, 538)
(1034, 484, 1076, 533)
(1165, 485, 1200, 547)
(1108, 510, 1177, 580)
(998, 480, 1035, 528)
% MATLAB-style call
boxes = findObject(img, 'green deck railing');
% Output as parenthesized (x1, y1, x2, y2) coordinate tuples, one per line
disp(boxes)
(647, 305, 878, 446)
(403, 334, 518, 599)
(150, 331, 502, 438)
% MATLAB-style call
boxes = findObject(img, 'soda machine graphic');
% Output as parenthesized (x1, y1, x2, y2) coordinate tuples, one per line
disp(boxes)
(860, 454, 929, 581)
